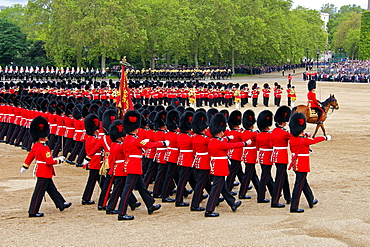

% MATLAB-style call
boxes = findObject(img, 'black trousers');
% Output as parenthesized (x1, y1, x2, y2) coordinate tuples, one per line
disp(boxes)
(117, 174, 155, 215)
(107, 176, 137, 210)
(0, 122, 9, 141)
(263, 97, 269, 107)
(48, 134, 57, 150)
(252, 98, 258, 107)
(76, 143, 86, 164)
(205, 176, 235, 212)
(271, 163, 290, 205)
(176, 166, 196, 203)
(62, 137, 75, 157)
(287, 97, 291, 106)
(144, 159, 157, 188)
(226, 159, 242, 191)
(191, 169, 212, 208)
(276, 97, 281, 107)
(98, 173, 114, 208)
(7, 124, 20, 144)
(257, 164, 274, 201)
(82, 169, 105, 201)
(68, 141, 83, 162)
(52, 136, 65, 157)
(291, 172, 314, 210)
(153, 163, 168, 197)
(15, 126, 26, 146)
(28, 177, 66, 214)
(161, 162, 178, 198)
(239, 163, 260, 196)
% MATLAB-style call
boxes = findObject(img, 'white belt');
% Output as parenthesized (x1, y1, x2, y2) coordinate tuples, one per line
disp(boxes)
(273, 147, 288, 150)
(75, 130, 83, 132)
(292, 153, 310, 157)
(36, 161, 46, 164)
(244, 147, 256, 150)
(259, 148, 273, 151)
(168, 147, 178, 150)
(50, 124, 57, 126)
(66, 127, 74, 129)
(211, 156, 228, 160)
(157, 148, 167, 151)
(196, 152, 208, 155)
(95, 153, 101, 155)
(115, 160, 125, 163)
(9, 114, 14, 116)
(129, 155, 142, 158)
(180, 150, 193, 153)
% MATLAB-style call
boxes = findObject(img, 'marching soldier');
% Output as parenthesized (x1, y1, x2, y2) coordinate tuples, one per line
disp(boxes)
(307, 80, 324, 124)
(20, 116, 71, 217)
(289, 113, 331, 213)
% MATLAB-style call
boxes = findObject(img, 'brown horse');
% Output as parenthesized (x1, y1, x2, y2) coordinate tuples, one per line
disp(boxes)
(292, 94, 339, 137)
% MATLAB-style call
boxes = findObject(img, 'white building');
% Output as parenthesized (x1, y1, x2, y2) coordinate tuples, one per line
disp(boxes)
(320, 12, 330, 32)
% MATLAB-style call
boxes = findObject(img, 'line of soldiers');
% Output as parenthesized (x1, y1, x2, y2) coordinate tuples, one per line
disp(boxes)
(2, 89, 332, 218)
(0, 66, 106, 81)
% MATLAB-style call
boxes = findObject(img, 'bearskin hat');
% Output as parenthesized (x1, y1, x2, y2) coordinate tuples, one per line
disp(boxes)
(185, 107, 195, 113)
(196, 108, 206, 113)
(289, 113, 307, 137)
(220, 109, 229, 120)
(252, 83, 258, 90)
(148, 111, 157, 130)
(82, 104, 91, 118)
(134, 103, 142, 110)
(124, 110, 142, 133)
(30, 116, 50, 141)
(140, 109, 150, 128)
(176, 105, 185, 114)
(171, 98, 181, 107)
(210, 113, 227, 137)
(84, 114, 100, 136)
(242, 110, 256, 129)
(166, 105, 175, 112)
(155, 105, 165, 112)
(89, 103, 100, 115)
(179, 111, 194, 133)
(192, 111, 208, 134)
(154, 111, 167, 130)
(148, 105, 155, 112)
(72, 104, 83, 120)
(263, 83, 269, 89)
(228, 110, 242, 129)
(48, 100, 57, 114)
(207, 108, 219, 123)
(98, 106, 106, 120)
(308, 80, 316, 91)
(274, 106, 291, 124)
(102, 100, 110, 108)
(102, 108, 118, 135)
(166, 110, 180, 132)
(65, 102, 75, 116)
(56, 102, 65, 115)
(109, 120, 125, 141)
(257, 110, 273, 131)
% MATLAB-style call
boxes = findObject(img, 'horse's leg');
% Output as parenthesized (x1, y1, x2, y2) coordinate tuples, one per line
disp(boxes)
(312, 124, 320, 138)
(321, 123, 326, 136)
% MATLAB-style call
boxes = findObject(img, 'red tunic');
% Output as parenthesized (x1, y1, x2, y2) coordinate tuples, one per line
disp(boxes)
(208, 137, 244, 176)
(242, 129, 258, 164)
(110, 141, 128, 177)
(289, 135, 325, 172)
(85, 135, 102, 170)
(192, 133, 211, 170)
(73, 118, 84, 141)
(177, 132, 194, 167)
(271, 127, 292, 164)
(256, 131, 273, 165)
(23, 141, 58, 178)
(64, 116, 75, 138)
(164, 131, 180, 164)
(143, 129, 156, 159)
(227, 128, 244, 161)
(153, 130, 167, 164)
(307, 91, 320, 108)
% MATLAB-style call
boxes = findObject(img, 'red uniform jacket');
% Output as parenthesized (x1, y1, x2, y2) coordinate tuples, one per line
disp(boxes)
(242, 129, 258, 164)
(110, 141, 128, 177)
(177, 132, 194, 167)
(192, 133, 211, 170)
(307, 91, 320, 108)
(23, 141, 58, 178)
(55, 115, 66, 136)
(154, 130, 167, 164)
(271, 127, 292, 164)
(123, 134, 164, 175)
(289, 135, 325, 172)
(73, 118, 84, 141)
(165, 131, 180, 164)
(208, 137, 244, 176)
(143, 129, 156, 159)
(64, 116, 75, 138)
(256, 131, 273, 165)
(227, 128, 244, 161)
(85, 135, 102, 170)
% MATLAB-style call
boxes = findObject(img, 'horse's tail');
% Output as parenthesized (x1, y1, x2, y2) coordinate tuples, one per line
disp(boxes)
(291, 106, 297, 113)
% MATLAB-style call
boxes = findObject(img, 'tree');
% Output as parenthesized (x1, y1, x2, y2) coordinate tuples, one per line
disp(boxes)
(0, 18, 28, 66)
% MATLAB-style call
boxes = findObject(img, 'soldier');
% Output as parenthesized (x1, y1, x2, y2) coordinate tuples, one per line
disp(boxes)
(307, 80, 324, 124)
(251, 83, 259, 107)
(288, 113, 331, 213)
(20, 116, 71, 217)
(205, 113, 249, 217)
(271, 106, 292, 208)
(116, 110, 166, 220)
(262, 83, 270, 107)
(256, 110, 274, 203)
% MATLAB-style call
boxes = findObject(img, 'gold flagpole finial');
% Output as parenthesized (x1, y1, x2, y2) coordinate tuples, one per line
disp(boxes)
(120, 56, 131, 66)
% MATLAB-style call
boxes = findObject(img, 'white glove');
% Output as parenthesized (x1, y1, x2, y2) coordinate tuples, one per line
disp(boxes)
(246, 140, 252, 146)
(325, 135, 332, 141)
(20, 167, 27, 173)
(163, 140, 170, 146)
(143, 139, 150, 142)
(83, 158, 90, 165)
(56, 156, 66, 162)
(228, 135, 234, 140)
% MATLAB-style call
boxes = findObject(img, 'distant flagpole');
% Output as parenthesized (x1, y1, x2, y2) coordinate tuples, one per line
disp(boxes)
(117, 56, 133, 119)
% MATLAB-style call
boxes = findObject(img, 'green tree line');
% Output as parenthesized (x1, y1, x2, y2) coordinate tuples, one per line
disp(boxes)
(2, 0, 330, 70)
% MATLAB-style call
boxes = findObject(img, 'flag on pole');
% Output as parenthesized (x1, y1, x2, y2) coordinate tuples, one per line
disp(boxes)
(117, 56, 133, 118)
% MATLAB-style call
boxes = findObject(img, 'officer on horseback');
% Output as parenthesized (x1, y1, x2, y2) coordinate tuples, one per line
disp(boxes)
(307, 80, 324, 124)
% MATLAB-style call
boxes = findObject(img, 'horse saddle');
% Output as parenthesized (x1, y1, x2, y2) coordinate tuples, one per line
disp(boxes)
(309, 108, 318, 118)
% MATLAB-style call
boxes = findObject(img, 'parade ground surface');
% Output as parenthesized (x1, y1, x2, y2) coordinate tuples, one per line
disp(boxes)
(1, 68, 370, 246)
